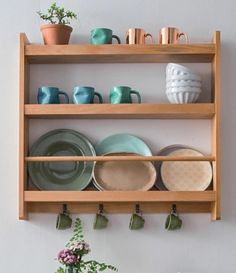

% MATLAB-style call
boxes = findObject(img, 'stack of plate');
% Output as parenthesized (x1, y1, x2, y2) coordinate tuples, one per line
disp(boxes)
(28, 129, 96, 191)
(94, 134, 156, 191)
(166, 63, 202, 104)
(155, 145, 212, 191)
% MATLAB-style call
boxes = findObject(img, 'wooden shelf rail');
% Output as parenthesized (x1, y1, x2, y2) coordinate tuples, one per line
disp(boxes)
(24, 191, 216, 203)
(24, 103, 215, 119)
(25, 155, 215, 162)
(25, 43, 216, 64)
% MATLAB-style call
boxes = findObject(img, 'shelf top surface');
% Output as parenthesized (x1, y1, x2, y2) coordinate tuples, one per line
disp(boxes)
(24, 103, 215, 119)
(24, 43, 215, 64)
(21, 32, 220, 63)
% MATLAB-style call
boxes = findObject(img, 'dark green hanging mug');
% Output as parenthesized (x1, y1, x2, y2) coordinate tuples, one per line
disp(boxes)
(165, 204, 182, 231)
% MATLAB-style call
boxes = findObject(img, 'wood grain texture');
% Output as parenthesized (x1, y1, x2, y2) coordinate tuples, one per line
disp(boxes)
(27, 202, 212, 214)
(211, 31, 221, 220)
(19, 33, 29, 220)
(25, 44, 215, 64)
(24, 191, 216, 202)
(19, 32, 221, 220)
(25, 155, 215, 162)
(24, 103, 215, 119)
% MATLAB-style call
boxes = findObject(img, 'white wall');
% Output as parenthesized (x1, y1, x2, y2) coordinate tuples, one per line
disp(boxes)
(0, 0, 235, 272)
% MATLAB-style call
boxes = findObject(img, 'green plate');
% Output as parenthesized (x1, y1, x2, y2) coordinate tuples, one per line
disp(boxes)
(28, 129, 96, 190)
(95, 134, 152, 156)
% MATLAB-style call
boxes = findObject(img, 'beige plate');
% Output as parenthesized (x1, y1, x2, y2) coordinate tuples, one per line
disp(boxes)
(93, 153, 156, 191)
(161, 149, 212, 191)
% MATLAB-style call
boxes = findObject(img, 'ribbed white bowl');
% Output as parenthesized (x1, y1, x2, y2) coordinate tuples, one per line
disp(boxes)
(166, 63, 193, 76)
(166, 90, 201, 104)
(166, 74, 201, 81)
(166, 86, 202, 93)
(166, 81, 202, 88)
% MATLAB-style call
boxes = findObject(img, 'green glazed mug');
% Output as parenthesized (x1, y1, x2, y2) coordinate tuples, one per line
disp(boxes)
(129, 213, 145, 230)
(73, 86, 103, 104)
(90, 28, 121, 44)
(109, 86, 141, 104)
(165, 212, 182, 230)
(37, 86, 69, 104)
(93, 213, 109, 229)
(56, 213, 72, 230)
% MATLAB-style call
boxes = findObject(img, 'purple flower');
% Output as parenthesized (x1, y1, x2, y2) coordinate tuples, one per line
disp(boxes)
(58, 249, 77, 266)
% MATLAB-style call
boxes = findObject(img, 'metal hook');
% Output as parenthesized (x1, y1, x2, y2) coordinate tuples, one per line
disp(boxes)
(172, 204, 177, 214)
(98, 204, 104, 214)
(62, 203, 68, 214)
(135, 204, 141, 214)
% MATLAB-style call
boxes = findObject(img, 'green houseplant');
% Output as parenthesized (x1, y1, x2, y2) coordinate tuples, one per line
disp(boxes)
(37, 2, 77, 45)
(56, 218, 117, 273)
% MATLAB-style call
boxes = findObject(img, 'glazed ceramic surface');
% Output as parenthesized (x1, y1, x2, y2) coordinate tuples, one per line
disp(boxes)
(37, 86, 69, 104)
(161, 148, 212, 191)
(28, 129, 95, 190)
(109, 86, 141, 104)
(90, 28, 121, 44)
(95, 133, 152, 156)
(93, 153, 156, 191)
(155, 144, 188, 190)
(73, 86, 103, 104)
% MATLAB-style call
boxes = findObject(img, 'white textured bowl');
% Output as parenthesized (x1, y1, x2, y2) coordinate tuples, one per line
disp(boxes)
(166, 91, 200, 104)
(166, 86, 202, 93)
(166, 74, 201, 81)
(166, 81, 201, 88)
(166, 63, 193, 76)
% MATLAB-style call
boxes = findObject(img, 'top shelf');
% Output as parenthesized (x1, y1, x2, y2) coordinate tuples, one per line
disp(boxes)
(22, 31, 216, 64)
(25, 44, 215, 64)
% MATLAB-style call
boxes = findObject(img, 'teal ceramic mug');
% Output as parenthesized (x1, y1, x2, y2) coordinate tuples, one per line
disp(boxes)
(109, 86, 141, 104)
(56, 212, 72, 230)
(165, 212, 182, 230)
(129, 213, 145, 230)
(90, 28, 121, 44)
(73, 86, 103, 104)
(37, 86, 69, 104)
(93, 212, 109, 229)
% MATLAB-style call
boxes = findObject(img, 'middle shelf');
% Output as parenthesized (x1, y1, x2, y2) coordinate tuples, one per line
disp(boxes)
(24, 191, 216, 202)
(24, 103, 215, 119)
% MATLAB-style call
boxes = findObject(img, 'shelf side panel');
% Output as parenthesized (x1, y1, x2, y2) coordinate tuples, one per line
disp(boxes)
(211, 31, 221, 220)
(19, 33, 29, 220)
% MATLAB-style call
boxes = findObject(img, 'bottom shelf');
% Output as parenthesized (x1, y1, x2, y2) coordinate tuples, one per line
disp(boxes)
(21, 191, 217, 220)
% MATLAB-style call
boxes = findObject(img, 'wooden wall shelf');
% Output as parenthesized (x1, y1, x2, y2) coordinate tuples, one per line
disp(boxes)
(24, 191, 216, 203)
(19, 32, 221, 221)
(25, 44, 215, 64)
(25, 103, 215, 119)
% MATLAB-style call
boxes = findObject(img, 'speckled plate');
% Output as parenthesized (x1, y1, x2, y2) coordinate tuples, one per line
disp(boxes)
(160, 148, 212, 191)
(155, 144, 188, 190)
(28, 129, 96, 190)
(93, 153, 156, 191)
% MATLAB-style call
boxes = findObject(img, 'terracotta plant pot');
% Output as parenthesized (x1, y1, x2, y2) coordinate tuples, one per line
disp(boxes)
(40, 24, 73, 45)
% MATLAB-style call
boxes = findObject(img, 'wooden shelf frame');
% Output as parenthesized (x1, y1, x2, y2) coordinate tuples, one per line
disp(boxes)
(19, 32, 221, 220)
(25, 43, 215, 64)
(25, 103, 215, 119)
(25, 191, 215, 214)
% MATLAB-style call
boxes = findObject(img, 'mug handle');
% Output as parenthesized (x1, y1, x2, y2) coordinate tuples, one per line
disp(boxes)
(130, 90, 141, 103)
(178, 32, 189, 43)
(94, 92, 103, 103)
(112, 35, 121, 44)
(144, 33, 154, 44)
(58, 91, 69, 104)
(125, 31, 129, 44)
